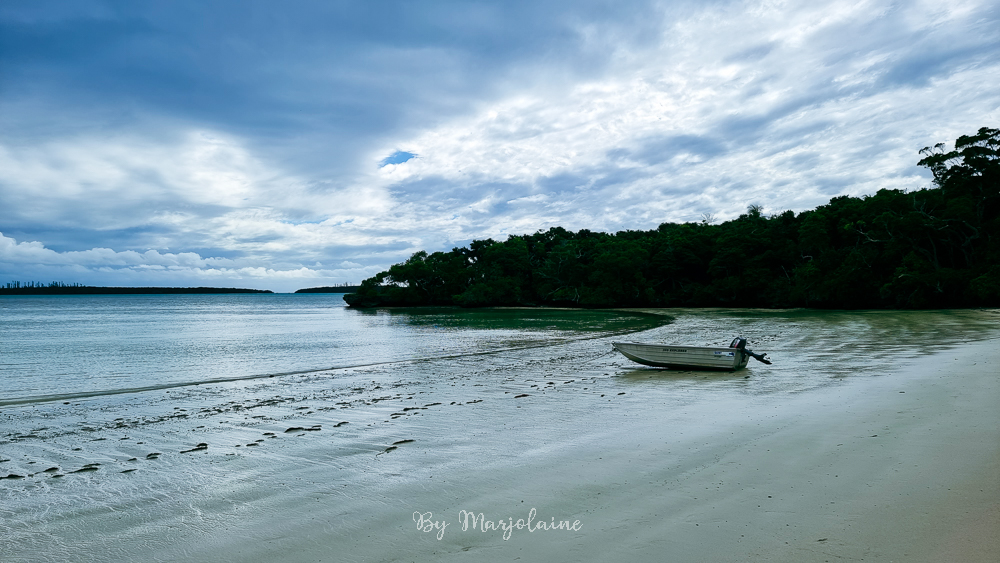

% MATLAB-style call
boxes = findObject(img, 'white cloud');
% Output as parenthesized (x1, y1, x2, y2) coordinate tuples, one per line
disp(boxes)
(0, 130, 393, 230)
(354, 0, 997, 231)
(0, 232, 381, 292)
(1, 0, 997, 289)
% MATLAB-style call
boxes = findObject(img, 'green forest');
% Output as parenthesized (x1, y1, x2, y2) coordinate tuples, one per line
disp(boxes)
(345, 127, 1000, 310)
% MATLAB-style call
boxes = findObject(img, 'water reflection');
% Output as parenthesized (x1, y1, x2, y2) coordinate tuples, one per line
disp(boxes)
(360, 307, 669, 333)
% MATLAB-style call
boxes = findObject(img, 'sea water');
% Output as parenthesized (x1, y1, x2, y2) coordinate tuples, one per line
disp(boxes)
(1, 296, 997, 562)
(0, 294, 659, 403)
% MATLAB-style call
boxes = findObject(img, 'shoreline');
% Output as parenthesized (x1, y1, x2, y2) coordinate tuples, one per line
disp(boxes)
(3, 309, 997, 562)
(175, 322, 1000, 562)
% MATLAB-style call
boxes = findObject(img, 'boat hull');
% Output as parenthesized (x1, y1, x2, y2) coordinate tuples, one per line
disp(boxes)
(612, 342, 749, 371)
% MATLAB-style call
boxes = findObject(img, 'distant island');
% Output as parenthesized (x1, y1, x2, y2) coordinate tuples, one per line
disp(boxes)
(346, 126, 1000, 310)
(295, 285, 362, 293)
(0, 283, 273, 295)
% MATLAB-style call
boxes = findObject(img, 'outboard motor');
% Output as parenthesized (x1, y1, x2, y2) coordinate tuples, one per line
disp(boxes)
(731, 337, 771, 365)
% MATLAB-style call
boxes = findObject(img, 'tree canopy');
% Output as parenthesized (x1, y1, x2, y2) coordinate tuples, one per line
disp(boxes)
(346, 127, 1000, 309)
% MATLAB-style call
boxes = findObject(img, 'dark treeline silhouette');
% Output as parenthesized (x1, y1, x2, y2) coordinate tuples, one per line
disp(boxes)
(346, 127, 1000, 310)
(4, 281, 87, 289)
(1, 284, 273, 295)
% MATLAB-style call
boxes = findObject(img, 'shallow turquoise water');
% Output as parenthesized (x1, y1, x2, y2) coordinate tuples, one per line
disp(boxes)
(0, 294, 661, 403)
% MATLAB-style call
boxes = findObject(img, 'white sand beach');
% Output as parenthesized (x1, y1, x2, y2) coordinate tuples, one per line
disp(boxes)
(172, 319, 1000, 562)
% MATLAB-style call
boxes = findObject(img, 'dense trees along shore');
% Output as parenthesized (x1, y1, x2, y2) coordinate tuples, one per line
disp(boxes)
(346, 127, 999, 310)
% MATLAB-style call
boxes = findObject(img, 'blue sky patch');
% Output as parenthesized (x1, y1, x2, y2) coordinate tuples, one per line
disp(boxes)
(380, 151, 416, 167)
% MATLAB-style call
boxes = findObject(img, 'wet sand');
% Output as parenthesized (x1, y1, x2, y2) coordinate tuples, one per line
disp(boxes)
(3, 309, 998, 562)
(171, 324, 1000, 562)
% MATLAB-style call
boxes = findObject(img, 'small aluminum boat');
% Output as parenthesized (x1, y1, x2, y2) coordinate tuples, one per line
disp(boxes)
(612, 338, 770, 371)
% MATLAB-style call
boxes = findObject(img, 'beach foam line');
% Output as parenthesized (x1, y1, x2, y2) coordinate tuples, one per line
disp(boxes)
(0, 320, 666, 408)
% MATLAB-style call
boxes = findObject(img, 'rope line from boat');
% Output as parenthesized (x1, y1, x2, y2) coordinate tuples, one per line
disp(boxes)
(582, 348, 618, 364)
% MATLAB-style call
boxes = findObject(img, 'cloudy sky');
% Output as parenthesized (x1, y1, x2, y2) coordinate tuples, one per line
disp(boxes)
(2, 0, 998, 292)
